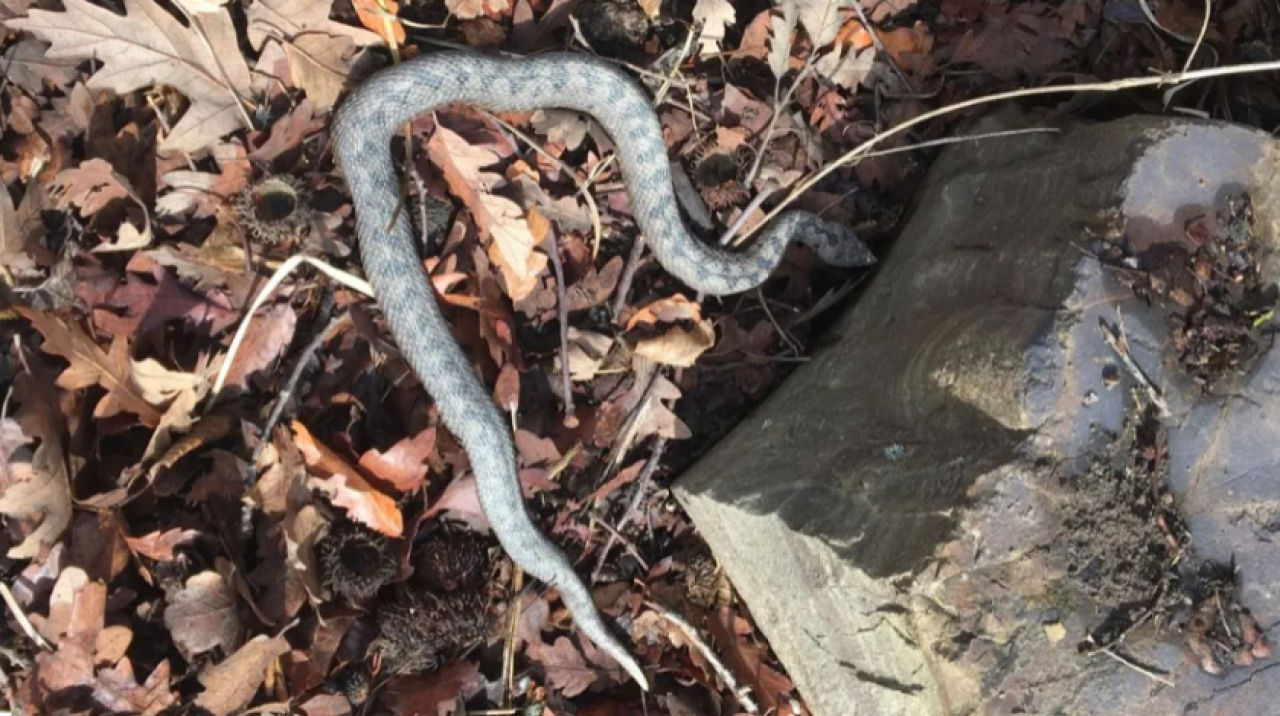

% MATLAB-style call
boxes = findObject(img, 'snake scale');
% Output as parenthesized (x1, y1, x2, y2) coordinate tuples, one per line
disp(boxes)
(331, 51, 875, 690)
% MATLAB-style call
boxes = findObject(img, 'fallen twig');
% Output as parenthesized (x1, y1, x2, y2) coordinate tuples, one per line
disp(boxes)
(645, 600, 759, 713)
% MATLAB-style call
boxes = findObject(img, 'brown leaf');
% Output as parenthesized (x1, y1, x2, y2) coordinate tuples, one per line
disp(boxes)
(494, 363, 520, 412)
(357, 428, 435, 493)
(92, 659, 177, 716)
(10, 0, 253, 154)
(565, 256, 623, 312)
(299, 692, 352, 716)
(0, 375, 72, 559)
(194, 634, 291, 716)
(383, 660, 485, 716)
(37, 568, 105, 693)
(427, 126, 546, 301)
(20, 307, 164, 426)
(164, 571, 243, 657)
(632, 320, 716, 368)
(422, 474, 486, 528)
(624, 294, 703, 329)
(250, 100, 326, 162)
(294, 421, 404, 537)
(279, 35, 356, 109)
(583, 460, 644, 507)
(69, 512, 130, 583)
(526, 636, 597, 697)
(50, 159, 130, 216)
(219, 302, 297, 390)
(156, 143, 251, 219)
(126, 528, 201, 561)
(245, 0, 382, 51)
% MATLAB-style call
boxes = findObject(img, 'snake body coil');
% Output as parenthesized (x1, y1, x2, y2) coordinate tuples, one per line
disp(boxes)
(332, 51, 874, 691)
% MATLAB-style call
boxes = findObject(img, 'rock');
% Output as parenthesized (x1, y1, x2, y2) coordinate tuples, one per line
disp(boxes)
(673, 108, 1280, 716)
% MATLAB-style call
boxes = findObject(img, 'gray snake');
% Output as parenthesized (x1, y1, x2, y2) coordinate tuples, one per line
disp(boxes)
(331, 51, 874, 690)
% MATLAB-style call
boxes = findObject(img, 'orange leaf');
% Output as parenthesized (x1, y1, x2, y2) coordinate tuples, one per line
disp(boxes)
(356, 428, 435, 492)
(352, 0, 405, 45)
(292, 421, 403, 537)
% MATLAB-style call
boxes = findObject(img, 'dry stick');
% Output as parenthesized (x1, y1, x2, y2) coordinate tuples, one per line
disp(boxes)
(1096, 646, 1176, 687)
(247, 311, 351, 486)
(611, 233, 649, 322)
(1182, 0, 1213, 74)
(645, 600, 760, 714)
(501, 566, 525, 708)
(741, 60, 1280, 248)
(0, 582, 51, 651)
(545, 227, 576, 423)
(591, 437, 667, 582)
(209, 256, 373, 404)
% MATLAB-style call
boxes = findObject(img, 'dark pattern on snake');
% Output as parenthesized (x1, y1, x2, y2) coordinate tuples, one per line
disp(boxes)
(332, 51, 875, 690)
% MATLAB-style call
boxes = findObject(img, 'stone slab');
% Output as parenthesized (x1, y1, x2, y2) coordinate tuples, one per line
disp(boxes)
(674, 108, 1280, 716)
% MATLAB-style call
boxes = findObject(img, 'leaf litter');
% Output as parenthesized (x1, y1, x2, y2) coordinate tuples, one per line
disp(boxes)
(2, 0, 1280, 713)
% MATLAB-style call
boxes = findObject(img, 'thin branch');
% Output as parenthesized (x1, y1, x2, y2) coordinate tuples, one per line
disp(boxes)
(743, 60, 1280, 246)
(592, 438, 666, 581)
(645, 601, 759, 713)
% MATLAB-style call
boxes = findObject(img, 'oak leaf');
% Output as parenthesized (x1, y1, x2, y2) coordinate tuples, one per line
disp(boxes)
(19, 307, 164, 426)
(157, 143, 251, 219)
(1, 39, 80, 94)
(526, 636, 597, 697)
(632, 320, 716, 367)
(357, 428, 435, 492)
(164, 571, 243, 657)
(245, 0, 383, 50)
(92, 659, 177, 716)
(293, 421, 404, 537)
(692, 0, 736, 54)
(427, 126, 547, 301)
(218, 302, 297, 390)
(0, 376, 72, 559)
(36, 568, 105, 693)
(8, 0, 253, 154)
(194, 635, 291, 716)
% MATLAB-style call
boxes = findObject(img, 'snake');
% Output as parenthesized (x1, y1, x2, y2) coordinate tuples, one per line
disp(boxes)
(331, 51, 875, 691)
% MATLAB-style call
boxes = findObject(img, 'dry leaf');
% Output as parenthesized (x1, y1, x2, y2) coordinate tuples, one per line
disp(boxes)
(10, 0, 253, 154)
(126, 528, 201, 561)
(526, 636, 597, 697)
(219, 303, 297, 390)
(383, 660, 485, 716)
(157, 143, 251, 219)
(194, 635, 291, 716)
(352, 0, 406, 44)
(19, 307, 165, 426)
(632, 320, 716, 368)
(0, 374, 71, 559)
(445, 0, 510, 20)
(531, 109, 589, 151)
(164, 571, 243, 657)
(557, 328, 616, 381)
(280, 35, 355, 109)
(245, 0, 383, 50)
(92, 659, 177, 716)
(293, 421, 404, 537)
(692, 0, 737, 54)
(625, 295, 703, 329)
(250, 100, 325, 162)
(1, 39, 80, 95)
(427, 126, 547, 301)
(50, 159, 130, 216)
(36, 568, 105, 693)
(357, 428, 435, 493)
(768, 1, 799, 77)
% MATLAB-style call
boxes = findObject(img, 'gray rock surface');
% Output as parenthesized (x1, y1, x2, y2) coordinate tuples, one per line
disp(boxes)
(674, 108, 1280, 716)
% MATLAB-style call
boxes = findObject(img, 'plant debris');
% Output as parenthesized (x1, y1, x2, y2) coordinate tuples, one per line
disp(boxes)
(4, 0, 1280, 713)
(1098, 192, 1279, 389)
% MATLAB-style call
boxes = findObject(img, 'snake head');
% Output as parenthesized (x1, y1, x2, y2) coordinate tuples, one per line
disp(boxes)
(806, 214, 877, 268)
